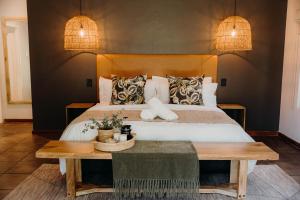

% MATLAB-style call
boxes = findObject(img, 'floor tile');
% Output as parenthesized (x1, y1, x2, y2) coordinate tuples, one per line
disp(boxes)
(0, 144, 12, 153)
(7, 161, 41, 174)
(0, 174, 28, 189)
(275, 161, 300, 176)
(0, 152, 30, 162)
(0, 162, 17, 174)
(6, 143, 40, 152)
(20, 152, 39, 162)
(21, 152, 58, 164)
(0, 189, 11, 199)
(0, 137, 20, 145)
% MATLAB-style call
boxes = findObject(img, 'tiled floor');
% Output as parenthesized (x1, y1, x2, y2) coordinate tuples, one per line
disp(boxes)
(0, 122, 299, 199)
(0, 122, 57, 199)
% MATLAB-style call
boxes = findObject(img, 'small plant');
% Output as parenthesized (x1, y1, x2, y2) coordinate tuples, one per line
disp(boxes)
(82, 113, 124, 133)
(111, 112, 124, 129)
(100, 116, 113, 130)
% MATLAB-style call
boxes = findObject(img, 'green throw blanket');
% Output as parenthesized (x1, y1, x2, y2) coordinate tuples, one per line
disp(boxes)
(112, 141, 199, 199)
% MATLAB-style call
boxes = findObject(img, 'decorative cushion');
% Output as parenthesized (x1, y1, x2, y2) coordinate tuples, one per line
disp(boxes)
(167, 76, 204, 105)
(111, 75, 147, 105)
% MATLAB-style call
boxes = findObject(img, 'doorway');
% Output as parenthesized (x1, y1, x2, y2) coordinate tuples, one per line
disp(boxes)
(0, 17, 32, 121)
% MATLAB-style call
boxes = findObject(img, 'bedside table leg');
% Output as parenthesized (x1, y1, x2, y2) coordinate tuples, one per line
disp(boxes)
(66, 159, 76, 198)
(243, 109, 246, 130)
(65, 108, 69, 126)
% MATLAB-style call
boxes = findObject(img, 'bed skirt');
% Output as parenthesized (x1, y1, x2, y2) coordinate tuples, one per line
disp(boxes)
(81, 160, 230, 186)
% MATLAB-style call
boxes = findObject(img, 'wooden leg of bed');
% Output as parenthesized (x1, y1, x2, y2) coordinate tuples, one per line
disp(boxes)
(230, 160, 238, 183)
(75, 159, 82, 183)
(237, 160, 248, 199)
(66, 159, 76, 199)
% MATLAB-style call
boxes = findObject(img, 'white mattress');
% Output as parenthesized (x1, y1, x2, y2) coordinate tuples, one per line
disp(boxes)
(59, 103, 256, 174)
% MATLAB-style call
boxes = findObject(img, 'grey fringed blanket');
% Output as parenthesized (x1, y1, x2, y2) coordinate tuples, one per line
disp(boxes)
(112, 141, 199, 199)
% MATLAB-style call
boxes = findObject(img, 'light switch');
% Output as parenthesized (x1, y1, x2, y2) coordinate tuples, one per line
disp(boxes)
(221, 78, 227, 87)
(86, 79, 93, 88)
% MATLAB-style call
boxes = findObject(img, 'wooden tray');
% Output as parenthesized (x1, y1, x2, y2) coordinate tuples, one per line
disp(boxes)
(93, 135, 136, 152)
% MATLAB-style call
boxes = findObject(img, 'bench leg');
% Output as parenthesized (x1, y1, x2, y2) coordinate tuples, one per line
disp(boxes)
(75, 159, 82, 183)
(230, 160, 238, 183)
(66, 159, 76, 199)
(237, 160, 248, 199)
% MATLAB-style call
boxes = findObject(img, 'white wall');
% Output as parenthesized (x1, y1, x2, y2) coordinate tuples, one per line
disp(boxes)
(279, 0, 300, 142)
(0, 0, 32, 122)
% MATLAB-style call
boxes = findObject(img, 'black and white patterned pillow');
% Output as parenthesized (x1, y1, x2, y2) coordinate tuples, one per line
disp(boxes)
(111, 75, 147, 105)
(167, 76, 204, 105)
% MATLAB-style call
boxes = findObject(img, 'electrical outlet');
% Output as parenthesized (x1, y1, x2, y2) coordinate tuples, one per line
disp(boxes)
(86, 79, 93, 88)
(220, 78, 227, 87)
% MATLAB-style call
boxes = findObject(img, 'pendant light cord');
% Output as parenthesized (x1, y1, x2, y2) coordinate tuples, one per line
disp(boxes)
(234, 0, 237, 16)
(233, 0, 237, 29)
(79, 0, 83, 28)
(80, 0, 82, 15)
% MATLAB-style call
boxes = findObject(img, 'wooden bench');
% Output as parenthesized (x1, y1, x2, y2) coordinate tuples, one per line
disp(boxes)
(36, 141, 278, 199)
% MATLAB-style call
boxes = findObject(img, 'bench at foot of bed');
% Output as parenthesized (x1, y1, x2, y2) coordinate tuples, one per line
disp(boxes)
(36, 141, 278, 200)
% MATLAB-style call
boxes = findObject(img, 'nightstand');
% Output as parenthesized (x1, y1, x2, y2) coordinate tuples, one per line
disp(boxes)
(65, 103, 96, 125)
(218, 104, 246, 130)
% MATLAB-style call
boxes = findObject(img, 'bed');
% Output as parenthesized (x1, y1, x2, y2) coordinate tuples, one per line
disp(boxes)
(59, 54, 256, 186)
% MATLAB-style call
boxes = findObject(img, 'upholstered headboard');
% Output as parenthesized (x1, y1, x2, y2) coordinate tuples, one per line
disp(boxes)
(96, 54, 218, 100)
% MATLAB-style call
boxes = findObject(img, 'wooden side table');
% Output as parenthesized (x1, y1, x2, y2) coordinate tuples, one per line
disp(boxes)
(65, 103, 96, 125)
(218, 104, 246, 130)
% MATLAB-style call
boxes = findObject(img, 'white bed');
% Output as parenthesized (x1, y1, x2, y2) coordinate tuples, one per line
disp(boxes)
(59, 103, 256, 174)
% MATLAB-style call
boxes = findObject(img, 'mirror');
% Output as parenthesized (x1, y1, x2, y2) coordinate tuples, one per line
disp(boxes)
(1, 17, 31, 104)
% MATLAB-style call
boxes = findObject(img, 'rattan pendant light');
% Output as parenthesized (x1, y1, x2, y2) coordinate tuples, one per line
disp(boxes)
(64, 0, 99, 50)
(216, 0, 252, 51)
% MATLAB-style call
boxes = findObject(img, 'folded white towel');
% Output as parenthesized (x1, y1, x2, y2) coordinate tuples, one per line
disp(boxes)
(147, 97, 178, 121)
(140, 109, 157, 120)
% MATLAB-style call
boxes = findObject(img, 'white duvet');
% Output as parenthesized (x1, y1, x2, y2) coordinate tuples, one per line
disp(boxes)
(60, 103, 256, 174)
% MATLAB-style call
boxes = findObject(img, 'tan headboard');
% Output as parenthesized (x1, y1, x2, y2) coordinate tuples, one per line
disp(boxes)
(97, 54, 218, 99)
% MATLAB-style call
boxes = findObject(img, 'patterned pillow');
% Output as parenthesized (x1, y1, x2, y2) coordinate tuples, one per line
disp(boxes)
(167, 76, 204, 105)
(111, 75, 147, 105)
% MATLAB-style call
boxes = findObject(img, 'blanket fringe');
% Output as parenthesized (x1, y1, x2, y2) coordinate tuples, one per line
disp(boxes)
(113, 178, 199, 200)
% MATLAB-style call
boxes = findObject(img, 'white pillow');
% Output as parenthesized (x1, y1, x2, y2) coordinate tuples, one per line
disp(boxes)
(99, 76, 155, 103)
(203, 77, 212, 84)
(144, 79, 156, 103)
(99, 76, 112, 103)
(152, 76, 170, 104)
(202, 83, 218, 107)
(152, 76, 213, 104)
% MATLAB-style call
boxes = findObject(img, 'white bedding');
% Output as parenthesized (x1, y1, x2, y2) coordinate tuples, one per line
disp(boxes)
(60, 103, 256, 174)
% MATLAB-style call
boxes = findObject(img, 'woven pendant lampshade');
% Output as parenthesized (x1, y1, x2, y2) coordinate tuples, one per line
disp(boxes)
(64, 15, 99, 50)
(216, 16, 252, 51)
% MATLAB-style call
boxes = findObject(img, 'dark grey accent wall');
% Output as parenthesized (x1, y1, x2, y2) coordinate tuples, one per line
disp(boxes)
(27, 0, 287, 132)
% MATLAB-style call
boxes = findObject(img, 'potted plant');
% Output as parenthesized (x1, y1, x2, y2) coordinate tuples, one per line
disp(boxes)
(82, 113, 124, 142)
(97, 116, 114, 142)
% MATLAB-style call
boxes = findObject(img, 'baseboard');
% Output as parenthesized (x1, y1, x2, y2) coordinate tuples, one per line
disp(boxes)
(247, 131, 279, 137)
(32, 130, 63, 140)
(4, 119, 33, 122)
(279, 133, 300, 150)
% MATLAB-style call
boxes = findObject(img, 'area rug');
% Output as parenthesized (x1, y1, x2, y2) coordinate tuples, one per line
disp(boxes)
(3, 164, 300, 200)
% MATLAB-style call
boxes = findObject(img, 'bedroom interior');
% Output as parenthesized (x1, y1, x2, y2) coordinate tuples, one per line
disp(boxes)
(0, 0, 299, 199)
